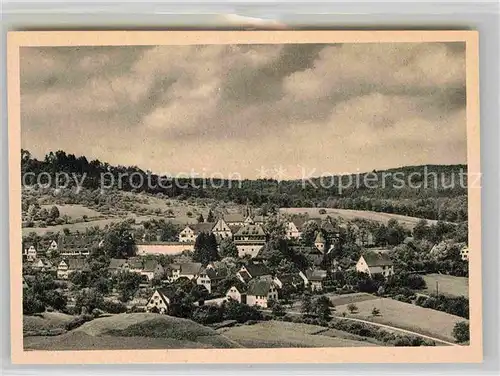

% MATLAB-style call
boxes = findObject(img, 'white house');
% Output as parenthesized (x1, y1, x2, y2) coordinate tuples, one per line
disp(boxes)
(245, 278, 279, 308)
(196, 267, 226, 294)
(178, 225, 197, 243)
(211, 218, 233, 240)
(460, 247, 469, 261)
(57, 258, 89, 279)
(57, 260, 69, 279)
(146, 288, 176, 314)
(314, 232, 326, 253)
(236, 263, 272, 284)
(233, 224, 267, 258)
(25, 245, 37, 262)
(178, 223, 215, 243)
(226, 285, 246, 303)
(299, 268, 327, 291)
(356, 252, 394, 278)
(285, 218, 306, 240)
(48, 240, 58, 253)
(32, 258, 53, 272)
(140, 260, 165, 281)
(168, 262, 203, 282)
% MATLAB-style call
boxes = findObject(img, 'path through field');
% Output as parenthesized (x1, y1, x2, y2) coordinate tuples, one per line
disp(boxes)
(332, 316, 457, 346)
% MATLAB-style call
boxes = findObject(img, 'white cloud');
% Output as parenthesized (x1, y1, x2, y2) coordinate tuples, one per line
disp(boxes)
(20, 43, 467, 178)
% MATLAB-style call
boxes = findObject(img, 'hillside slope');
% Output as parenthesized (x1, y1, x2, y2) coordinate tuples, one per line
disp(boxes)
(24, 313, 242, 350)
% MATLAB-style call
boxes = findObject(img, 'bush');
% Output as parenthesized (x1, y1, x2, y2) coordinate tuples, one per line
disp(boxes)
(64, 314, 94, 331)
(222, 299, 262, 323)
(318, 209, 327, 215)
(452, 321, 470, 343)
(347, 303, 358, 314)
(128, 305, 146, 313)
(101, 300, 127, 314)
(415, 294, 469, 319)
(191, 305, 224, 325)
(23, 294, 46, 315)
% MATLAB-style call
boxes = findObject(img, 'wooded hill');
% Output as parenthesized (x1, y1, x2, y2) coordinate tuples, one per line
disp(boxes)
(21, 150, 468, 222)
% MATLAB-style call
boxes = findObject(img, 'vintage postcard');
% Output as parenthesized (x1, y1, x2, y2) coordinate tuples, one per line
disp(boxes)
(8, 30, 481, 364)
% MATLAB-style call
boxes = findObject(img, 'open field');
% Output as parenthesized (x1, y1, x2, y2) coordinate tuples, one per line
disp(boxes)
(24, 313, 241, 350)
(280, 207, 439, 229)
(40, 204, 102, 220)
(336, 297, 466, 342)
(22, 214, 159, 236)
(291, 293, 378, 312)
(217, 320, 377, 348)
(422, 274, 469, 297)
(327, 293, 379, 307)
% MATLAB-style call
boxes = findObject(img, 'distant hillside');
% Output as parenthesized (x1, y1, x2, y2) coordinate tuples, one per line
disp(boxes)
(21, 150, 468, 222)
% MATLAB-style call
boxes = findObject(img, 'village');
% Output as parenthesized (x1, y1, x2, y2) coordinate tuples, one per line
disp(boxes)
(22, 205, 470, 327)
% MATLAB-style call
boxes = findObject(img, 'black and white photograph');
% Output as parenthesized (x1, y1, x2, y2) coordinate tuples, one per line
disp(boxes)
(8, 31, 481, 363)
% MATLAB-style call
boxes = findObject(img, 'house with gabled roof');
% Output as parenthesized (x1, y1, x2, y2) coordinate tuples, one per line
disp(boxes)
(236, 263, 272, 284)
(223, 213, 247, 226)
(146, 287, 177, 314)
(168, 262, 203, 282)
(57, 258, 90, 279)
(356, 251, 394, 278)
(285, 217, 307, 240)
(226, 285, 247, 304)
(314, 232, 326, 253)
(141, 260, 165, 281)
(299, 268, 327, 291)
(108, 258, 129, 274)
(197, 267, 227, 294)
(460, 246, 469, 261)
(233, 224, 267, 258)
(178, 223, 215, 243)
(32, 258, 53, 272)
(246, 278, 279, 308)
(58, 235, 93, 257)
(211, 218, 233, 240)
(23, 242, 38, 262)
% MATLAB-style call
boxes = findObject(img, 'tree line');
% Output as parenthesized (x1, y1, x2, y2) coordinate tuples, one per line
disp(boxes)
(22, 149, 467, 222)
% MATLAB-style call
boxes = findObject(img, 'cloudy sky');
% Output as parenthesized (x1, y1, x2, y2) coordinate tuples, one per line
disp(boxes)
(20, 42, 466, 179)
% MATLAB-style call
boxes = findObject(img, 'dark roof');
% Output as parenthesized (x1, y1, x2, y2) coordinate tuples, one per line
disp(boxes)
(204, 268, 227, 280)
(243, 263, 271, 278)
(189, 222, 216, 234)
(305, 269, 327, 281)
(171, 262, 203, 275)
(321, 219, 337, 232)
(306, 218, 322, 226)
(157, 287, 177, 301)
(67, 258, 89, 271)
(247, 278, 273, 296)
(128, 258, 144, 269)
(291, 246, 322, 255)
(234, 224, 266, 237)
(314, 232, 326, 243)
(224, 213, 246, 223)
(362, 252, 393, 267)
(277, 273, 303, 286)
(291, 217, 307, 230)
(109, 258, 127, 269)
(229, 225, 242, 234)
(237, 270, 252, 283)
(143, 260, 161, 272)
(251, 215, 265, 223)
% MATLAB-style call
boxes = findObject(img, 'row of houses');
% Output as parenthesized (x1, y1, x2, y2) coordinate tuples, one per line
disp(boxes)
(23, 236, 104, 261)
(145, 250, 395, 314)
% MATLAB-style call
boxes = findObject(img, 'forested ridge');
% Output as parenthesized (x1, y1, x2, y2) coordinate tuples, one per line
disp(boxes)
(21, 150, 468, 222)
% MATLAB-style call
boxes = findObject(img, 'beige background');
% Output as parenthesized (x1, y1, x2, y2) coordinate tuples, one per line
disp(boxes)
(7, 30, 482, 364)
